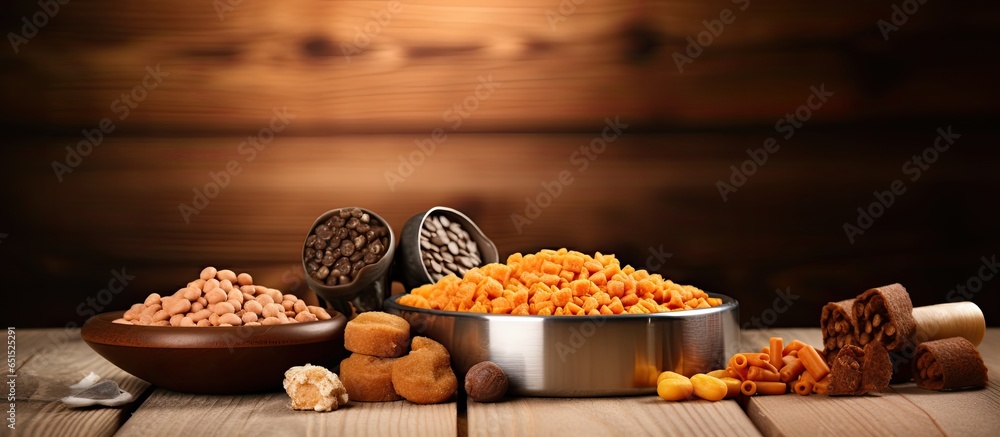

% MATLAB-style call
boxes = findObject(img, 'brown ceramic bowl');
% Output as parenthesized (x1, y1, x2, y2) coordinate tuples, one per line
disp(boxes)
(81, 311, 348, 394)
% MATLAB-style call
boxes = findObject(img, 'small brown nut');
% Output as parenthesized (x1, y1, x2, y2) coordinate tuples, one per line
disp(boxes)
(242, 312, 259, 324)
(293, 300, 308, 314)
(214, 301, 236, 315)
(183, 287, 202, 301)
(205, 289, 228, 305)
(465, 361, 508, 402)
(219, 279, 234, 292)
(263, 303, 285, 318)
(245, 300, 264, 315)
(167, 299, 192, 316)
(216, 269, 238, 283)
(152, 309, 170, 322)
(203, 278, 220, 292)
(237, 273, 253, 286)
(256, 294, 275, 306)
(144, 293, 161, 306)
(200, 266, 218, 281)
(219, 313, 243, 326)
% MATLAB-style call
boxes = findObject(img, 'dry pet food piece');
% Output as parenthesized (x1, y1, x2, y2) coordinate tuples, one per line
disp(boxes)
(283, 364, 349, 411)
(119, 267, 329, 326)
(465, 361, 508, 403)
(828, 342, 891, 396)
(852, 283, 915, 352)
(399, 248, 723, 315)
(391, 337, 458, 404)
(340, 353, 401, 402)
(344, 311, 410, 357)
(913, 337, 988, 391)
(821, 299, 858, 362)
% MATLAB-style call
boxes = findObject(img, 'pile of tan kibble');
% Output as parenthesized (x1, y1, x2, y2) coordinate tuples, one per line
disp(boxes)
(115, 267, 331, 326)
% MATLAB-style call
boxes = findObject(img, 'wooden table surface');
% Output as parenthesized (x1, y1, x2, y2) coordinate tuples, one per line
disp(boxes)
(9, 328, 999, 437)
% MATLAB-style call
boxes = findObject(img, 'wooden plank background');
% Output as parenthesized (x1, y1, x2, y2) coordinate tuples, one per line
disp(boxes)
(1, 0, 997, 132)
(1, 0, 998, 328)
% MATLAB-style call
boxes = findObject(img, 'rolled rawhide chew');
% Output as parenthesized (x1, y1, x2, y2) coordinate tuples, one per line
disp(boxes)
(860, 341, 891, 394)
(913, 337, 988, 391)
(821, 298, 858, 362)
(912, 302, 985, 346)
(827, 342, 890, 396)
(853, 283, 915, 352)
(828, 345, 864, 396)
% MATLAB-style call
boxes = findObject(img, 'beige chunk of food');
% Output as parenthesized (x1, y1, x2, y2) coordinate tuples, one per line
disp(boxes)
(283, 364, 349, 411)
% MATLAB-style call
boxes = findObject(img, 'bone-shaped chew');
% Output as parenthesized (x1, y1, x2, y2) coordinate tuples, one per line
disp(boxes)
(913, 337, 988, 391)
(853, 283, 916, 352)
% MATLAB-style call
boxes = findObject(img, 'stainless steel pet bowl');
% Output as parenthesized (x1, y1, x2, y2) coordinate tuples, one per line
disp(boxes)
(384, 294, 740, 397)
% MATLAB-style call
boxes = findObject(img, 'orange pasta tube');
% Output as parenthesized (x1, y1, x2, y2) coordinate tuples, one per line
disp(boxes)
(782, 339, 807, 356)
(745, 353, 777, 373)
(779, 358, 806, 383)
(740, 380, 757, 396)
(761, 346, 770, 355)
(726, 367, 741, 380)
(754, 382, 787, 396)
(812, 375, 830, 395)
(799, 370, 817, 384)
(747, 366, 781, 382)
(769, 337, 784, 369)
(793, 378, 813, 395)
(798, 345, 830, 381)
(781, 355, 798, 368)
(720, 377, 742, 399)
(730, 354, 749, 380)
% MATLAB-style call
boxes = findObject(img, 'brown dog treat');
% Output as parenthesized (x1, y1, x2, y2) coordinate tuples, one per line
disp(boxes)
(828, 345, 864, 395)
(860, 341, 891, 393)
(913, 337, 988, 391)
(852, 283, 915, 352)
(340, 353, 402, 402)
(391, 337, 458, 404)
(344, 311, 410, 358)
(821, 299, 858, 362)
